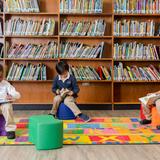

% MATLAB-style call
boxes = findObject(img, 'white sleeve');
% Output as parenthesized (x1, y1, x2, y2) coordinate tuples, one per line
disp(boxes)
(6, 82, 21, 100)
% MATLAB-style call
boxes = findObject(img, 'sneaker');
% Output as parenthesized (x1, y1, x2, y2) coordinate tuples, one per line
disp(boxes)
(7, 131, 16, 139)
(156, 125, 160, 130)
(78, 114, 91, 122)
(139, 119, 151, 125)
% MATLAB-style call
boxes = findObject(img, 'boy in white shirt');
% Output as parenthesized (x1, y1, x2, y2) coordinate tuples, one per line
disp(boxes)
(0, 64, 21, 139)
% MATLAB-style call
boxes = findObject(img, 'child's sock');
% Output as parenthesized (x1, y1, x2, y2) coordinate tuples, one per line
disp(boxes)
(140, 119, 151, 125)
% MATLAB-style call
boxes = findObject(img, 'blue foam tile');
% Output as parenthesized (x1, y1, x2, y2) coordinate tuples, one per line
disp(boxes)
(130, 118, 139, 122)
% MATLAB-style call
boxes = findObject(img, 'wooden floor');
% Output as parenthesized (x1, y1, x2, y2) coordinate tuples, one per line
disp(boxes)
(1, 110, 160, 160)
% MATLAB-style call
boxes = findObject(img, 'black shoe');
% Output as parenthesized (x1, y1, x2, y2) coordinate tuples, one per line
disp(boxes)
(156, 125, 160, 130)
(78, 114, 91, 123)
(140, 119, 152, 125)
(7, 131, 16, 139)
(48, 113, 56, 118)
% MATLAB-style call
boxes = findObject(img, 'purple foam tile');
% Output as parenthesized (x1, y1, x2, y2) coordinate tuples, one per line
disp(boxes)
(0, 115, 6, 133)
(152, 129, 160, 133)
(0, 131, 7, 136)
(15, 136, 28, 142)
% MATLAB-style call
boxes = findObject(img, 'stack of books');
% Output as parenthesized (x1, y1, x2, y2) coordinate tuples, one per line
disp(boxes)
(114, 62, 160, 81)
(114, 0, 160, 14)
(69, 65, 111, 80)
(60, 19, 106, 36)
(114, 19, 156, 36)
(7, 41, 58, 59)
(60, 0, 103, 13)
(5, 0, 40, 12)
(60, 41, 104, 58)
(7, 63, 47, 81)
(5, 18, 55, 36)
(114, 42, 160, 60)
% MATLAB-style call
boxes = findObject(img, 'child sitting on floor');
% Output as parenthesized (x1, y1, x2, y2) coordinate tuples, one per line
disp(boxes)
(0, 64, 21, 139)
(140, 90, 160, 129)
(50, 61, 91, 122)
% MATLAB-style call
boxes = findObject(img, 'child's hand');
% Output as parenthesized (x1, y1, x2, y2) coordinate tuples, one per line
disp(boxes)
(60, 88, 64, 93)
(68, 91, 74, 96)
(6, 95, 13, 100)
(56, 89, 60, 95)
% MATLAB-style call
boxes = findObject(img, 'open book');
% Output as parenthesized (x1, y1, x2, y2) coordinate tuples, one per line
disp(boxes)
(60, 89, 70, 99)
(139, 94, 160, 106)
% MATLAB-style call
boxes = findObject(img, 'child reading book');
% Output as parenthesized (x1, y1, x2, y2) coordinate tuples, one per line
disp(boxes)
(50, 61, 91, 122)
(139, 90, 160, 128)
(0, 64, 21, 139)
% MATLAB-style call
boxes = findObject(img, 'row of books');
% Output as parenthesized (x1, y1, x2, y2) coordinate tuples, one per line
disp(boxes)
(4, 41, 160, 60)
(114, 42, 160, 60)
(60, 19, 106, 36)
(114, 0, 160, 14)
(5, 0, 40, 13)
(5, 18, 55, 36)
(7, 41, 58, 59)
(114, 19, 157, 36)
(69, 65, 111, 80)
(5, 62, 160, 81)
(7, 63, 47, 81)
(114, 62, 160, 81)
(60, 41, 104, 58)
(60, 0, 103, 13)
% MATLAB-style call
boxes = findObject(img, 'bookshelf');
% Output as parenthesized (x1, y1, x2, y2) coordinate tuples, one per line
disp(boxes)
(0, 0, 159, 108)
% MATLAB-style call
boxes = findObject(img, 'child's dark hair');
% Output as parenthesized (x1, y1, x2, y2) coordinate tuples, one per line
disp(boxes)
(0, 64, 3, 72)
(56, 61, 69, 75)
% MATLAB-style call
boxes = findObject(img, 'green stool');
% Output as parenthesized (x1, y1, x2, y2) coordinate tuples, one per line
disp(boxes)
(29, 115, 63, 150)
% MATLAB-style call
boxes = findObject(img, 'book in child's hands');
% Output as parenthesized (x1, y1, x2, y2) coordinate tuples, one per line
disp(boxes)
(139, 94, 160, 106)
(60, 88, 70, 99)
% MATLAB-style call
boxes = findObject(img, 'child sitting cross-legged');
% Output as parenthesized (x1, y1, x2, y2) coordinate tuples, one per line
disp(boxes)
(50, 61, 91, 122)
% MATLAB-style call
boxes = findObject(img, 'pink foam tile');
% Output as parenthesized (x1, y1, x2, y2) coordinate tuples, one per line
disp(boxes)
(83, 128, 118, 134)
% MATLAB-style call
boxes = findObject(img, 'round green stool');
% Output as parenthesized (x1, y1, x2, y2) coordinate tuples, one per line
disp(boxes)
(29, 115, 63, 150)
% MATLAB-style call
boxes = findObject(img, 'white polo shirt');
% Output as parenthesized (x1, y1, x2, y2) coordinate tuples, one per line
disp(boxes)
(0, 80, 21, 100)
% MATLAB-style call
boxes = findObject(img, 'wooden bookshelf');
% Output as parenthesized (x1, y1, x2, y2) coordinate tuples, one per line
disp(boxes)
(0, 0, 159, 108)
